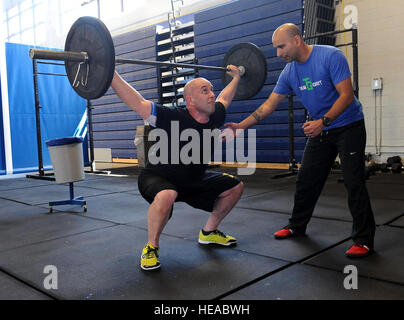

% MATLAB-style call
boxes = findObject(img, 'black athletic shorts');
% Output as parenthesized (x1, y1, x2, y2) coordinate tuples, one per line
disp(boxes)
(138, 169, 241, 214)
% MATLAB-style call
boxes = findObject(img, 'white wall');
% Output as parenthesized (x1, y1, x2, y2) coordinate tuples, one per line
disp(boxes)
(335, 0, 404, 162)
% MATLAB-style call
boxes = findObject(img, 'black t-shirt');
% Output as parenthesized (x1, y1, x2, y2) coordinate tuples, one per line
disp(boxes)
(145, 102, 226, 183)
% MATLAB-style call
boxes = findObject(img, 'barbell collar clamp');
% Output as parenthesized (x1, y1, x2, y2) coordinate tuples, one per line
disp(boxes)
(237, 66, 246, 77)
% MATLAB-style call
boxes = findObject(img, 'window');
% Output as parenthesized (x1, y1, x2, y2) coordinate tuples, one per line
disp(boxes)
(34, 3, 46, 25)
(9, 33, 21, 44)
(60, 0, 98, 39)
(99, 0, 122, 20)
(123, 0, 147, 13)
(8, 15, 20, 37)
(2, 0, 208, 47)
(35, 23, 46, 45)
(20, 0, 33, 11)
(21, 28, 34, 44)
(20, 8, 34, 30)
(3, 0, 45, 46)
(79, 0, 98, 17)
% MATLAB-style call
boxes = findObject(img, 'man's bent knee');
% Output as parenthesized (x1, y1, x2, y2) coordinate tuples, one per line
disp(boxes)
(153, 189, 178, 209)
(219, 181, 244, 198)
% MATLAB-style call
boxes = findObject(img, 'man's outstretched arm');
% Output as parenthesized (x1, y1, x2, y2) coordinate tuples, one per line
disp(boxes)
(224, 92, 287, 135)
(216, 65, 241, 109)
(111, 71, 152, 121)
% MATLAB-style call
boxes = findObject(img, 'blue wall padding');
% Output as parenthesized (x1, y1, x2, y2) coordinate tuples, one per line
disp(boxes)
(5, 42, 87, 174)
(91, 25, 158, 159)
(194, 0, 306, 163)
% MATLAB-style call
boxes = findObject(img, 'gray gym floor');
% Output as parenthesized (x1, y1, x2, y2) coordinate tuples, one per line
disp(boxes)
(0, 165, 403, 301)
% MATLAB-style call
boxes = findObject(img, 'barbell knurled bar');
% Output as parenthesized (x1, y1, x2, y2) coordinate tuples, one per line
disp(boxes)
(29, 49, 230, 72)
(115, 58, 231, 72)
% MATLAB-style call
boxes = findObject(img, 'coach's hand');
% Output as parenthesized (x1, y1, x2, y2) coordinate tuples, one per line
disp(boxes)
(302, 119, 324, 138)
(221, 122, 244, 141)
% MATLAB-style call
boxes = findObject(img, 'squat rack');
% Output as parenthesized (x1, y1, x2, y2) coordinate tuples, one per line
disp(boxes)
(26, 58, 106, 181)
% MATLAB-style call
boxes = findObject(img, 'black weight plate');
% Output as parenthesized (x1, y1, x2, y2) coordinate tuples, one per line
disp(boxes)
(222, 43, 267, 100)
(65, 16, 115, 100)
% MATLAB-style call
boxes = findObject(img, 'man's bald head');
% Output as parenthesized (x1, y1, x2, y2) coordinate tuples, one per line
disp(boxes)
(183, 77, 212, 99)
(183, 78, 198, 99)
(182, 77, 216, 117)
(273, 23, 302, 41)
(272, 23, 310, 63)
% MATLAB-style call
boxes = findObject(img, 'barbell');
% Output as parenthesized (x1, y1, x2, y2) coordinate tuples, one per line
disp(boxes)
(29, 16, 267, 100)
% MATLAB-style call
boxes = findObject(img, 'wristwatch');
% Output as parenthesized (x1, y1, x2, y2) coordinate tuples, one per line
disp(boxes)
(322, 116, 332, 127)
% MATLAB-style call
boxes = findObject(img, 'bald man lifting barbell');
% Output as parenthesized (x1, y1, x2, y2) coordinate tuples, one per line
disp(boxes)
(111, 67, 245, 271)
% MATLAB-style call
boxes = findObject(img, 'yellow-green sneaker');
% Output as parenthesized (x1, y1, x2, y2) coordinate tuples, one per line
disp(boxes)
(140, 244, 160, 271)
(198, 229, 237, 246)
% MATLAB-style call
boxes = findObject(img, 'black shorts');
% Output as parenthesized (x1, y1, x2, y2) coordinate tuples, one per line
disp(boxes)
(138, 169, 240, 214)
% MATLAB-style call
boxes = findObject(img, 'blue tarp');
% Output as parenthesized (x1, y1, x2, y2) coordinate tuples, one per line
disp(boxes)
(5, 42, 88, 174)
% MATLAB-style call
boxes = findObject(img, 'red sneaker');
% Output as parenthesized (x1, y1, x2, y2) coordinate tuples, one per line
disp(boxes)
(345, 244, 373, 258)
(274, 227, 294, 239)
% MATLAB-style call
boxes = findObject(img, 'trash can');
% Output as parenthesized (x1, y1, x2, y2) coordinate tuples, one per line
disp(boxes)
(46, 137, 85, 184)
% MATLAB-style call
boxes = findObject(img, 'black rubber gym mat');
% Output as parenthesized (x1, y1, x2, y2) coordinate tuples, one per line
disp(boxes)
(303, 226, 404, 285)
(240, 180, 293, 198)
(365, 173, 404, 185)
(43, 192, 150, 224)
(321, 179, 404, 201)
(0, 273, 51, 300)
(0, 183, 112, 205)
(0, 173, 106, 192)
(2, 171, 402, 300)
(74, 175, 140, 193)
(388, 216, 404, 228)
(0, 198, 38, 215)
(236, 189, 295, 214)
(0, 225, 286, 300)
(0, 199, 114, 252)
(236, 189, 403, 225)
(0, 176, 53, 191)
(224, 263, 404, 300)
